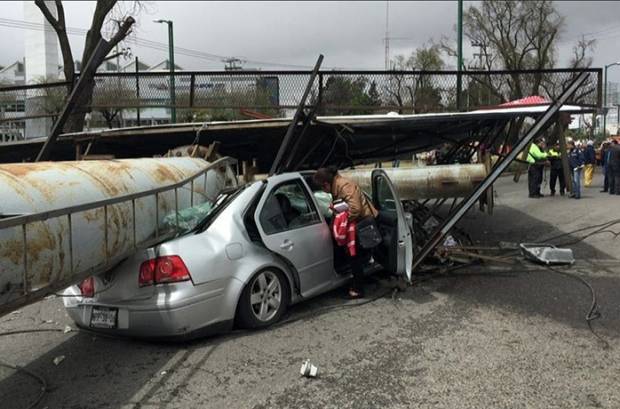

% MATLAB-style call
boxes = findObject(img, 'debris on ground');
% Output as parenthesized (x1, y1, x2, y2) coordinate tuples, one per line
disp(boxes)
(52, 355, 65, 366)
(443, 235, 458, 248)
(300, 360, 318, 378)
(520, 243, 575, 265)
(63, 325, 72, 334)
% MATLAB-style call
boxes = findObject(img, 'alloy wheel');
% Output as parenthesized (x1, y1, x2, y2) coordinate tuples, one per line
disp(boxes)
(249, 270, 282, 322)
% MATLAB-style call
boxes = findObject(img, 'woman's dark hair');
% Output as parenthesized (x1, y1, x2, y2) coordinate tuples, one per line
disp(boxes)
(313, 166, 339, 186)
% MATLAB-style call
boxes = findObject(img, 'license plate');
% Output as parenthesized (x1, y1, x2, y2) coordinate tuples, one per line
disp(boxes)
(90, 306, 118, 329)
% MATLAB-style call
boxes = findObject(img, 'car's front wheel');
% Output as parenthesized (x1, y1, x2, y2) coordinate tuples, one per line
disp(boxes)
(236, 268, 289, 329)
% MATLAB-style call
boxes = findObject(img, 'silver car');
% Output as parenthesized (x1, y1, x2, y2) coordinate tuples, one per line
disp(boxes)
(63, 170, 413, 339)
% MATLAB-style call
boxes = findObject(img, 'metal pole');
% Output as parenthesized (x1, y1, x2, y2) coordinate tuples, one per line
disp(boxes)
(168, 21, 176, 124)
(557, 115, 572, 193)
(603, 64, 608, 137)
(602, 63, 620, 137)
(135, 56, 141, 125)
(456, 0, 463, 111)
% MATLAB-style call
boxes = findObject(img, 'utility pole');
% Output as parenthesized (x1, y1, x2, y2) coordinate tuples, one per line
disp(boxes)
(154, 19, 176, 124)
(223, 58, 243, 71)
(470, 41, 485, 69)
(135, 56, 141, 125)
(384, 1, 390, 70)
(456, 0, 463, 110)
(115, 43, 124, 128)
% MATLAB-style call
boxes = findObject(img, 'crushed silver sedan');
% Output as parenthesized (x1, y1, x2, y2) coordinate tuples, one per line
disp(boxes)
(63, 170, 413, 339)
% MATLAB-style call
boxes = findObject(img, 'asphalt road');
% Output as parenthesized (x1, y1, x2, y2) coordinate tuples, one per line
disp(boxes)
(1, 172, 619, 409)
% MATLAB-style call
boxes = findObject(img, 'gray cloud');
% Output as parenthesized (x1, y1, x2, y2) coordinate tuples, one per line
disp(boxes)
(1, 1, 619, 81)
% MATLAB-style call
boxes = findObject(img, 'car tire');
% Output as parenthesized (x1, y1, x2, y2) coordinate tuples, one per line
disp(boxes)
(236, 268, 290, 329)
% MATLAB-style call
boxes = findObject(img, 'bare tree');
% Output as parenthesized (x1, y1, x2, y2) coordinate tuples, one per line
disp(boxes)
(441, 0, 595, 106)
(91, 80, 137, 128)
(384, 45, 446, 113)
(33, 76, 67, 126)
(34, 0, 140, 132)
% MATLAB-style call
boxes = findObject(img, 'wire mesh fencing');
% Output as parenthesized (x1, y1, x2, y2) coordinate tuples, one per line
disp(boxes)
(0, 68, 602, 140)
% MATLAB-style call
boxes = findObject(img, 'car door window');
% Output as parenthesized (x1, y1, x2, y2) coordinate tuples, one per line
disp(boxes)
(374, 174, 397, 211)
(259, 180, 321, 235)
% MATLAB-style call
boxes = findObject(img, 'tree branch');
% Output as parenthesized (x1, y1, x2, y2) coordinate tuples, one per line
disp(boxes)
(35, 0, 75, 85)
(34, 0, 59, 29)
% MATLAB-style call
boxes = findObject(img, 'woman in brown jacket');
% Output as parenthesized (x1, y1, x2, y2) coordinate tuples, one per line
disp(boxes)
(313, 166, 378, 298)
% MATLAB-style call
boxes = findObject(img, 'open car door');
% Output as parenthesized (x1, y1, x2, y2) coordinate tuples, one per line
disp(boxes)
(371, 169, 413, 281)
(254, 174, 335, 297)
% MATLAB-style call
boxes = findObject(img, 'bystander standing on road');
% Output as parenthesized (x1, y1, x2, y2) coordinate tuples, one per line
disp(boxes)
(547, 143, 565, 196)
(601, 141, 611, 193)
(527, 138, 548, 198)
(568, 140, 585, 199)
(584, 140, 596, 187)
(608, 139, 620, 195)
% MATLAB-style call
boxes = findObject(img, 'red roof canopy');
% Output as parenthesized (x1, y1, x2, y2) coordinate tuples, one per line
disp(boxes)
(498, 95, 550, 107)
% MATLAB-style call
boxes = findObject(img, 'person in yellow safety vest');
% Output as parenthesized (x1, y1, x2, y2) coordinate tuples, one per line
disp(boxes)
(527, 138, 548, 198)
(547, 144, 565, 196)
(583, 140, 596, 187)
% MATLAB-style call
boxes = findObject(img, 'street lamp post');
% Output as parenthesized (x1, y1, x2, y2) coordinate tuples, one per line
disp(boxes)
(154, 19, 176, 124)
(603, 61, 620, 138)
(456, 0, 463, 111)
(615, 103, 620, 136)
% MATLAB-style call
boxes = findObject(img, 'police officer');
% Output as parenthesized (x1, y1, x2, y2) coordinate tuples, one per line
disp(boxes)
(527, 138, 547, 198)
(547, 143, 565, 196)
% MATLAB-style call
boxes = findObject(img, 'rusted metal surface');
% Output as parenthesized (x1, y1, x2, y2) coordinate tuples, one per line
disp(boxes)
(341, 164, 488, 200)
(0, 157, 236, 315)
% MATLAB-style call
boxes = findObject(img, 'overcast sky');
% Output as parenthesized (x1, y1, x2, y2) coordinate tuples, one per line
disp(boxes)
(1, 1, 620, 81)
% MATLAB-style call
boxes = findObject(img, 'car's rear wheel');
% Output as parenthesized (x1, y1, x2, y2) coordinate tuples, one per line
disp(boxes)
(236, 268, 289, 329)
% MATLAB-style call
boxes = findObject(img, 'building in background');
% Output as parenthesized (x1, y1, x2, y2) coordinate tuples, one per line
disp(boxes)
(23, 0, 59, 139)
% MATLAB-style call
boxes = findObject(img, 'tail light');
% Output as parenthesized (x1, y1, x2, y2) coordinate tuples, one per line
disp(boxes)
(78, 276, 95, 297)
(139, 256, 191, 287)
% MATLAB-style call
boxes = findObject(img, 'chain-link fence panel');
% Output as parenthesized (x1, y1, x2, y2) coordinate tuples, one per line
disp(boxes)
(0, 68, 601, 140)
(0, 81, 71, 141)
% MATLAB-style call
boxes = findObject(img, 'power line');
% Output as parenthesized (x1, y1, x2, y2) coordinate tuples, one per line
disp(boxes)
(0, 17, 325, 69)
(559, 23, 620, 44)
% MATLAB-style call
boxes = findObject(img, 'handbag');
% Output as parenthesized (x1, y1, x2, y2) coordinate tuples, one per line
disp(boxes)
(356, 216, 382, 249)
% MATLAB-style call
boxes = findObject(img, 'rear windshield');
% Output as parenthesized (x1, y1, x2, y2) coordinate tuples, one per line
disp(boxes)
(161, 186, 244, 235)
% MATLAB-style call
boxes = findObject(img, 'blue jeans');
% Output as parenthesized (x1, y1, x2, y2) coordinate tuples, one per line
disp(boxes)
(572, 168, 582, 198)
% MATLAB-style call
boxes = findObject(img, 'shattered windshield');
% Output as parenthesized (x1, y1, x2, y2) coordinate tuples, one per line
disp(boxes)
(162, 186, 244, 235)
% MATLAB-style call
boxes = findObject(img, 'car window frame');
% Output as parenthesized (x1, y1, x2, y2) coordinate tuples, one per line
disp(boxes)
(258, 178, 322, 236)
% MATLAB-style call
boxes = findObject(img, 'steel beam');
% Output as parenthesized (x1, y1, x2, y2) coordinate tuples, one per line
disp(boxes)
(269, 55, 323, 175)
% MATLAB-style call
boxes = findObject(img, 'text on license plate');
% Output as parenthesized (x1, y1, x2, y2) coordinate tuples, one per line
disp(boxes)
(90, 306, 118, 329)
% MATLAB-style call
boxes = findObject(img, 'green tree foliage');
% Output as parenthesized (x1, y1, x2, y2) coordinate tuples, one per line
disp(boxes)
(318, 76, 382, 115)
